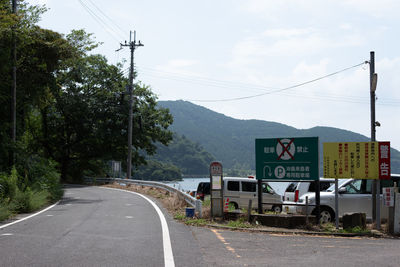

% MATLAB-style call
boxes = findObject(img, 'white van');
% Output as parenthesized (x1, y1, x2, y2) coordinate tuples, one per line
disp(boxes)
(223, 177, 283, 212)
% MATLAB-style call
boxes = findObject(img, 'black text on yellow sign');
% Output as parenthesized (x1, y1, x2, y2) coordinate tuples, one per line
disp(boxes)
(323, 142, 390, 179)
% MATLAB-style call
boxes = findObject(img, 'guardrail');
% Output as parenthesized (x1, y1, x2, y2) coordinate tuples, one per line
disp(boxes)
(83, 177, 200, 212)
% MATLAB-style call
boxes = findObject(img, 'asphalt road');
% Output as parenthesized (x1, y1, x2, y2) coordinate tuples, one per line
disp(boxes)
(1, 185, 399, 267)
(0, 185, 203, 267)
(191, 227, 400, 266)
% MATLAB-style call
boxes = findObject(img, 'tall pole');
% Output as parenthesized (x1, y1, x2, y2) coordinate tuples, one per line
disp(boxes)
(119, 31, 143, 179)
(11, 0, 17, 164)
(370, 51, 380, 229)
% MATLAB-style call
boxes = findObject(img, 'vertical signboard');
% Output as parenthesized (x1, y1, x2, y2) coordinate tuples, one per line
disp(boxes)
(255, 137, 319, 180)
(323, 141, 391, 179)
(210, 162, 223, 218)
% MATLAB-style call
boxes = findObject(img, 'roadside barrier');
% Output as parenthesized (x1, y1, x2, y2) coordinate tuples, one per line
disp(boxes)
(83, 177, 202, 216)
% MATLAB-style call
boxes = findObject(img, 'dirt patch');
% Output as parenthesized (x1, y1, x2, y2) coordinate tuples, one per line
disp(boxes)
(104, 183, 188, 213)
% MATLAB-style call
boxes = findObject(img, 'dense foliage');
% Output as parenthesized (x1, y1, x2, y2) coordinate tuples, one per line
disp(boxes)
(0, 0, 174, 220)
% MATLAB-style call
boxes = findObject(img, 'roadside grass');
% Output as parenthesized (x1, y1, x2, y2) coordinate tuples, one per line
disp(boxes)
(0, 163, 63, 223)
(226, 216, 253, 228)
(320, 223, 371, 234)
(102, 183, 379, 236)
(0, 189, 52, 222)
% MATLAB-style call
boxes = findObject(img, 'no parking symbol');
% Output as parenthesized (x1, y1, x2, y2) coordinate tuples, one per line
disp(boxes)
(276, 138, 295, 160)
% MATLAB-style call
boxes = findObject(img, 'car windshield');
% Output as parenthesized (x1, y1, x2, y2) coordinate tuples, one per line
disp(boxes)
(262, 183, 274, 194)
(326, 179, 349, 192)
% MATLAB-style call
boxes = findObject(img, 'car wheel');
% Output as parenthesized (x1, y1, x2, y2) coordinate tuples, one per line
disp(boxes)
(319, 207, 334, 223)
(272, 205, 282, 213)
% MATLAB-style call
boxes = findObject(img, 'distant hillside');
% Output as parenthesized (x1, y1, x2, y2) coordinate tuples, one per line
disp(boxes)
(152, 133, 215, 176)
(158, 100, 400, 174)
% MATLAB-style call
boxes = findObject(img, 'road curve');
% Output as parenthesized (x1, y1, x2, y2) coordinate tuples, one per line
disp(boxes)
(0, 185, 203, 267)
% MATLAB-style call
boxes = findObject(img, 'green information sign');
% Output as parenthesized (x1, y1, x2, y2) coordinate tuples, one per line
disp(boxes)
(255, 137, 319, 180)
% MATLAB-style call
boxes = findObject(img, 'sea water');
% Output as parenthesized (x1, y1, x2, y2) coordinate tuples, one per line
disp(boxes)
(166, 178, 289, 196)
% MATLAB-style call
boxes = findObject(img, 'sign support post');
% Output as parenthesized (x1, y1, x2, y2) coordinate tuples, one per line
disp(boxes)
(210, 162, 223, 219)
(257, 179, 262, 214)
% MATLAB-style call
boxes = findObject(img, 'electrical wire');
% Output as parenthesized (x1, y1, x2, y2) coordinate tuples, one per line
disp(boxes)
(77, 0, 122, 42)
(131, 64, 400, 106)
(184, 62, 368, 102)
(84, 0, 127, 38)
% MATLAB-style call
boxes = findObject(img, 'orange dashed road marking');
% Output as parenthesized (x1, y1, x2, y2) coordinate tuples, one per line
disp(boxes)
(211, 229, 241, 258)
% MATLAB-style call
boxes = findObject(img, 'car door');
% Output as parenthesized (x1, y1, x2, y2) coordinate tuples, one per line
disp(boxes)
(261, 182, 280, 209)
(339, 179, 371, 217)
(240, 181, 257, 209)
(224, 180, 240, 208)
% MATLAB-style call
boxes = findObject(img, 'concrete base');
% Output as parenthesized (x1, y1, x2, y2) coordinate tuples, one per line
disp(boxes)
(250, 214, 316, 228)
(342, 213, 366, 229)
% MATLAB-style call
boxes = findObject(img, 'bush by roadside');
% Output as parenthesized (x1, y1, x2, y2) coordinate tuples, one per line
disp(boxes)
(0, 159, 63, 222)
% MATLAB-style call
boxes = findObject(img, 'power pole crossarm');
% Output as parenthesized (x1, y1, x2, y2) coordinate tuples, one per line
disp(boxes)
(119, 31, 143, 180)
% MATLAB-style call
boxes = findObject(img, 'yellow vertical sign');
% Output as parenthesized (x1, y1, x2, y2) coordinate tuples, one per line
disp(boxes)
(323, 142, 379, 179)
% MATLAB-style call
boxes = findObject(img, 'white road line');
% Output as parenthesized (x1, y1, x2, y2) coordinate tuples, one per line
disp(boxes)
(0, 201, 60, 230)
(102, 187, 175, 267)
(1, 233, 14, 236)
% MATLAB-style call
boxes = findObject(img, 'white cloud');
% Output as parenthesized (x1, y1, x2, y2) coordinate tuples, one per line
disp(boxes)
(341, 0, 400, 17)
(28, 0, 49, 5)
(227, 27, 365, 72)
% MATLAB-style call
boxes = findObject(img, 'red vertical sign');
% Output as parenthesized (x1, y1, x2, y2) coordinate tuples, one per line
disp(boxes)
(378, 142, 391, 180)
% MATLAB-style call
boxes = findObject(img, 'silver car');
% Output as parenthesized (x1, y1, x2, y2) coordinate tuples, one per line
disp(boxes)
(295, 178, 394, 223)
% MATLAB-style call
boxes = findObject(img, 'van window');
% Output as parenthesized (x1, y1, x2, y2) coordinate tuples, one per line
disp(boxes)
(227, 181, 240, 191)
(242, 182, 256, 192)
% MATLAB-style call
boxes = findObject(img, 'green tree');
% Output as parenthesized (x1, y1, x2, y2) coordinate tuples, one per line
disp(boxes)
(35, 30, 173, 181)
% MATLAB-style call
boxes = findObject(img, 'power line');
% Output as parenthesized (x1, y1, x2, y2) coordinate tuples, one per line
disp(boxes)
(134, 63, 400, 106)
(84, 0, 127, 37)
(138, 66, 279, 92)
(77, 0, 122, 42)
(184, 62, 368, 102)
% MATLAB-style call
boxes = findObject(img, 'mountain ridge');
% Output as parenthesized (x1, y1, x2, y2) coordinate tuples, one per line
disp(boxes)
(158, 100, 400, 174)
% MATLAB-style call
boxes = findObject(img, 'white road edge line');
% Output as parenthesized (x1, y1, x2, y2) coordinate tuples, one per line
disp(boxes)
(102, 187, 175, 267)
(0, 201, 60, 230)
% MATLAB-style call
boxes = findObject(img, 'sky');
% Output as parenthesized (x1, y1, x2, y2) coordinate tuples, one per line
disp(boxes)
(28, 0, 400, 151)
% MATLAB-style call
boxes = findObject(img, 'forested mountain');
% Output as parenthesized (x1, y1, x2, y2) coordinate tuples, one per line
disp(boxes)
(152, 133, 215, 176)
(133, 133, 215, 179)
(158, 100, 400, 174)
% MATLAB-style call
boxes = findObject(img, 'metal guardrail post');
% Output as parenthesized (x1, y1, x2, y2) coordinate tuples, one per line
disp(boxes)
(195, 200, 202, 218)
(247, 199, 253, 223)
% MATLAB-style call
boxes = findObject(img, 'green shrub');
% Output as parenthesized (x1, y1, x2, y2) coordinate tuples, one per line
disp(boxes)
(29, 190, 50, 211)
(24, 157, 63, 201)
(10, 187, 33, 213)
(0, 203, 11, 221)
(0, 167, 19, 202)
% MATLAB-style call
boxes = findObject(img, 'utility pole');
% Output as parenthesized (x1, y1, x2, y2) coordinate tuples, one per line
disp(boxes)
(10, 0, 17, 164)
(119, 31, 143, 179)
(370, 51, 380, 229)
